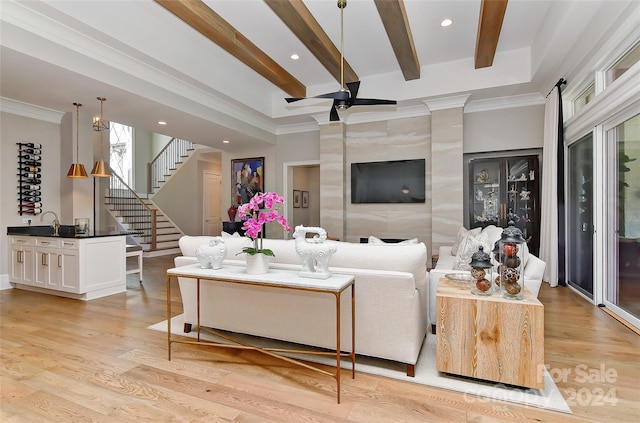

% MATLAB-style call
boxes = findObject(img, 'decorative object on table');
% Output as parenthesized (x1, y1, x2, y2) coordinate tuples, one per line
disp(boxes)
(237, 191, 291, 274)
(293, 226, 337, 279)
(232, 157, 264, 206)
(195, 236, 227, 269)
(17, 142, 43, 215)
(74, 218, 90, 235)
(302, 191, 309, 208)
(470, 246, 493, 296)
(491, 241, 501, 291)
(293, 190, 301, 208)
(499, 222, 526, 300)
(227, 204, 238, 221)
(475, 169, 490, 183)
(444, 273, 474, 282)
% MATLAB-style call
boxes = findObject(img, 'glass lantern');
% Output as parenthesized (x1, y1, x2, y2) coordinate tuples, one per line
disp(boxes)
(491, 241, 501, 292)
(499, 222, 526, 300)
(470, 246, 493, 296)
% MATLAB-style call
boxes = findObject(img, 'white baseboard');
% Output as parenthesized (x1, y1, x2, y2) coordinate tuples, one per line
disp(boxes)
(0, 274, 14, 290)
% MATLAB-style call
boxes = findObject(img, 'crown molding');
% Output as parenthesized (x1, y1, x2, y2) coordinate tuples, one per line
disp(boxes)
(464, 93, 545, 113)
(0, 97, 64, 123)
(423, 94, 471, 111)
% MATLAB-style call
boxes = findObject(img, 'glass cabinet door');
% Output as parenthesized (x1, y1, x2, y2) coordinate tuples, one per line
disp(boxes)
(470, 159, 501, 227)
(466, 150, 541, 255)
(505, 157, 539, 254)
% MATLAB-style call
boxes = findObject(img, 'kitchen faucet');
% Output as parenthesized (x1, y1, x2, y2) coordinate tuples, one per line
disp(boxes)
(40, 210, 60, 236)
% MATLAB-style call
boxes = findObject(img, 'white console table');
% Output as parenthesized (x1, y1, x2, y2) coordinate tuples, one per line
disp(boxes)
(166, 264, 355, 403)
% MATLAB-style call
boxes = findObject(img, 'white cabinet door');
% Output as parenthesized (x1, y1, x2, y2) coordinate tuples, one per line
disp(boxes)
(58, 250, 80, 292)
(34, 248, 56, 288)
(10, 244, 34, 285)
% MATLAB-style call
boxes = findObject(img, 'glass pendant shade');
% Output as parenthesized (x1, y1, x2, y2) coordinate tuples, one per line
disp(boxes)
(67, 102, 88, 179)
(91, 159, 111, 177)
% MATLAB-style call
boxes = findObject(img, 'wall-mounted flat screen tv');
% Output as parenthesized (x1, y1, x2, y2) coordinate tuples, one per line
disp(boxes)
(351, 159, 426, 203)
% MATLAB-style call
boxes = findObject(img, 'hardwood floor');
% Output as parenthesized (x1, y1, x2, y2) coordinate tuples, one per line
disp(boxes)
(1, 254, 638, 422)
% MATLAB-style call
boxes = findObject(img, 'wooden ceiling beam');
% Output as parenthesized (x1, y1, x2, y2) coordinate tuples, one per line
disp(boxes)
(374, 0, 420, 81)
(475, 0, 508, 69)
(154, 0, 306, 98)
(265, 0, 358, 85)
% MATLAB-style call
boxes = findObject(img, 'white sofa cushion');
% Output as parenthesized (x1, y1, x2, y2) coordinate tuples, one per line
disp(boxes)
(451, 226, 481, 255)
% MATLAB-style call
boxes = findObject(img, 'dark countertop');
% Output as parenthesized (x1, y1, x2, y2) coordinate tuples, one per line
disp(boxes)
(7, 225, 137, 239)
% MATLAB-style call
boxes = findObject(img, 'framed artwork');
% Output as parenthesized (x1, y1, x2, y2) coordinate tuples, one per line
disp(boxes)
(302, 191, 309, 208)
(232, 157, 264, 205)
(293, 190, 301, 208)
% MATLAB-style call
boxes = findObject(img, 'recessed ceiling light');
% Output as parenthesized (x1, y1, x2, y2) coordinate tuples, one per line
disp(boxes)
(441, 18, 453, 27)
(290, 53, 300, 60)
(222, 140, 230, 144)
(158, 121, 167, 125)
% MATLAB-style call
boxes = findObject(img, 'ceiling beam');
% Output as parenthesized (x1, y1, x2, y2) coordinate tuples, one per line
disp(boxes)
(475, 0, 508, 69)
(265, 0, 358, 86)
(154, 0, 306, 98)
(374, 0, 420, 81)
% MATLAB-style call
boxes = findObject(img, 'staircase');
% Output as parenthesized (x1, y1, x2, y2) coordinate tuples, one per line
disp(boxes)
(104, 138, 196, 255)
(105, 174, 183, 255)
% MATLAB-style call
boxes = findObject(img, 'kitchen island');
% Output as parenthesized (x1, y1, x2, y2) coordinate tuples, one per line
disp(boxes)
(7, 226, 129, 300)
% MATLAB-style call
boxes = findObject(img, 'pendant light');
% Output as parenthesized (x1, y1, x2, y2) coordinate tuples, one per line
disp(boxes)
(67, 102, 88, 178)
(91, 96, 111, 177)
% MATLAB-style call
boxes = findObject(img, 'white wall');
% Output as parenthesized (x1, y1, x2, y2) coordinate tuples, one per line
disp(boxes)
(464, 105, 545, 153)
(1, 112, 63, 280)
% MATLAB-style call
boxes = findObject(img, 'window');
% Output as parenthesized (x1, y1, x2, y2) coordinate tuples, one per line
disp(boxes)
(573, 84, 595, 115)
(605, 41, 640, 87)
(109, 122, 133, 184)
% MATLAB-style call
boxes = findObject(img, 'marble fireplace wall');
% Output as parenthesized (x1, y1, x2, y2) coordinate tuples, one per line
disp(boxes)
(319, 123, 347, 241)
(430, 107, 464, 252)
(320, 115, 432, 249)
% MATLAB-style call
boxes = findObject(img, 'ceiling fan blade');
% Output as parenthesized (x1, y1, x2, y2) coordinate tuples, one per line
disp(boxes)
(329, 104, 340, 121)
(285, 97, 306, 103)
(346, 81, 360, 100)
(351, 98, 397, 106)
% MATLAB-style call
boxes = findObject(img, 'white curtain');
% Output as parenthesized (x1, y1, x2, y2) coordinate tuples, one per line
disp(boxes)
(539, 88, 560, 287)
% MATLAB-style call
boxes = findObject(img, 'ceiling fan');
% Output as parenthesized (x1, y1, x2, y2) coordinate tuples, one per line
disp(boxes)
(285, 0, 396, 122)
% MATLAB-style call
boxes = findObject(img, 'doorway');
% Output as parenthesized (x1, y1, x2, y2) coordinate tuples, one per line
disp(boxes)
(203, 171, 222, 236)
(283, 160, 320, 238)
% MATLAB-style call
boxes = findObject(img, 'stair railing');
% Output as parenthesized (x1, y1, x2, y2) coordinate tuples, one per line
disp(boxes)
(147, 138, 195, 194)
(109, 169, 157, 251)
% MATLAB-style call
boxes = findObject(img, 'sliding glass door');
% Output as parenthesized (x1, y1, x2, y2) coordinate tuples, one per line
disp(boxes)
(567, 135, 594, 298)
(605, 113, 640, 322)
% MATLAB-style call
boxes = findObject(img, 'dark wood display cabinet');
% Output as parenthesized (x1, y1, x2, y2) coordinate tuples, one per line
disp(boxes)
(465, 150, 541, 255)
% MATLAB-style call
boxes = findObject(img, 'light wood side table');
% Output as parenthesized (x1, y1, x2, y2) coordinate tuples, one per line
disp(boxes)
(436, 277, 544, 389)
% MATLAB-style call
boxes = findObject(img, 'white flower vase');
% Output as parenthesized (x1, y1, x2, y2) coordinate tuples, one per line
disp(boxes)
(246, 253, 270, 274)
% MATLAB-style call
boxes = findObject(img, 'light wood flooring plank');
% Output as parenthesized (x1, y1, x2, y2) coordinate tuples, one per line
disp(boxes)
(1, 254, 638, 423)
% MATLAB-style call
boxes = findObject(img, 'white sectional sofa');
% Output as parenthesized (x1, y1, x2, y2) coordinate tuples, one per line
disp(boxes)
(428, 225, 547, 332)
(174, 234, 430, 376)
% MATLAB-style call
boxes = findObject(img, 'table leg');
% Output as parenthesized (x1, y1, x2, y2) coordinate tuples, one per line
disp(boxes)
(167, 274, 172, 361)
(335, 291, 341, 404)
(351, 283, 355, 379)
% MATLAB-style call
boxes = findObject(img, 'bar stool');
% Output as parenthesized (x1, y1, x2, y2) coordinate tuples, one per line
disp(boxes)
(126, 244, 143, 282)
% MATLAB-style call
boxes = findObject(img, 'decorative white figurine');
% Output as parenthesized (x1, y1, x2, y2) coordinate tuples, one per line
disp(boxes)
(520, 188, 531, 200)
(195, 237, 227, 269)
(293, 225, 337, 279)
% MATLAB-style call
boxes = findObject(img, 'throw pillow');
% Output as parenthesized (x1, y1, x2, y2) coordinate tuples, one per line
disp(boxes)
(451, 226, 481, 256)
(221, 230, 242, 238)
(453, 231, 492, 271)
(368, 236, 419, 245)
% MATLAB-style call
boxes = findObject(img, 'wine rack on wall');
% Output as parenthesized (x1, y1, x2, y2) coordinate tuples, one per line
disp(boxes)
(17, 142, 43, 215)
